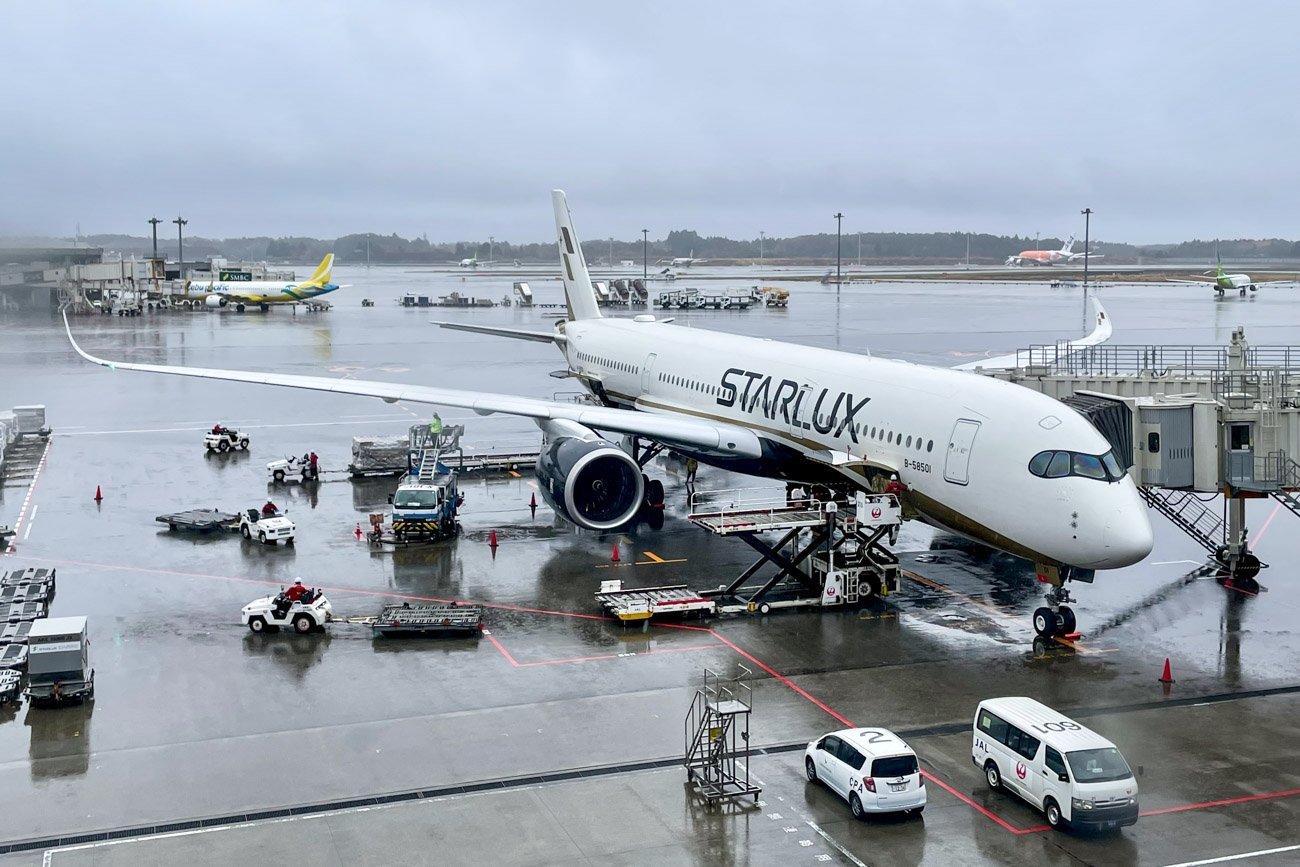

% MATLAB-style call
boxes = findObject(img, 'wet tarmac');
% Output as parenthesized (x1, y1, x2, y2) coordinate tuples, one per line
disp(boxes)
(1, 269, 1299, 864)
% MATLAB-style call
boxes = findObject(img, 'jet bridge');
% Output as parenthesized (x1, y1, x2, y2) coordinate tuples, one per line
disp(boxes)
(978, 326, 1300, 590)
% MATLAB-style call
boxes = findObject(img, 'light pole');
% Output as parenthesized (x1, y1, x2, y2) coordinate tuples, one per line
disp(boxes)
(147, 217, 161, 262)
(173, 216, 188, 281)
(834, 212, 844, 294)
(1080, 208, 1092, 293)
(1035, 231, 1039, 252)
(609, 236, 613, 269)
(642, 229, 648, 282)
(857, 231, 861, 267)
(759, 231, 765, 277)
(488, 235, 494, 264)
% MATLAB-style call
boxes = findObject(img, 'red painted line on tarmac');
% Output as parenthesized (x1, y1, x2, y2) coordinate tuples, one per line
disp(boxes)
(481, 629, 520, 667)
(704, 629, 856, 729)
(1139, 786, 1300, 817)
(919, 771, 1045, 834)
(1250, 500, 1282, 547)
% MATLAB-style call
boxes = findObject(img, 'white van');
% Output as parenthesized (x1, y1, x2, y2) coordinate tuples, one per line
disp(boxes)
(804, 727, 926, 819)
(972, 697, 1138, 832)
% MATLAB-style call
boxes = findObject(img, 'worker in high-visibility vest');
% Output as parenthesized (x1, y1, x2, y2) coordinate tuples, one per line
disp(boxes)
(429, 414, 442, 438)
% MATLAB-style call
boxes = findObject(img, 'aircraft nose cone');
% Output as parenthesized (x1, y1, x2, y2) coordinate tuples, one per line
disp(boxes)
(1102, 512, 1154, 568)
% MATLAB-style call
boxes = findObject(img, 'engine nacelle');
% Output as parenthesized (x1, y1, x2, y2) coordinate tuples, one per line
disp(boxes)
(536, 420, 644, 531)
(205, 294, 228, 308)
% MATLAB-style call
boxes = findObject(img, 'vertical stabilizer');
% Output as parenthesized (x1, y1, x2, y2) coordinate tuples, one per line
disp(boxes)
(552, 190, 602, 321)
(1062, 235, 1075, 253)
(307, 253, 335, 285)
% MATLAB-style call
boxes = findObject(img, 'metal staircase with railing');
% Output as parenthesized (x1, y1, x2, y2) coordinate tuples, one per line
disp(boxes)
(684, 667, 761, 806)
(1138, 487, 1224, 555)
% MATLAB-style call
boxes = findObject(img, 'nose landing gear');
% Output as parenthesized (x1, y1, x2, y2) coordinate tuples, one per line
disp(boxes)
(1032, 564, 1090, 638)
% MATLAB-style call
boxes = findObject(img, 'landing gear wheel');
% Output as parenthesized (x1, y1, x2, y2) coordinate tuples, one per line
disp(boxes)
(248, 616, 267, 633)
(646, 508, 665, 531)
(985, 762, 1001, 791)
(646, 478, 665, 506)
(260, 302, 270, 312)
(235, 303, 245, 313)
(805, 758, 817, 782)
(1058, 605, 1077, 636)
(849, 793, 865, 820)
(292, 614, 313, 634)
(1033, 607, 1058, 637)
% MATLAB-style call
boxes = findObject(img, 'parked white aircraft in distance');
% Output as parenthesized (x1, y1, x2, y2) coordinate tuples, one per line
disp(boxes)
(660, 250, 706, 268)
(1005, 236, 1102, 267)
(1166, 257, 1296, 296)
(188, 254, 344, 312)
(65, 191, 1153, 640)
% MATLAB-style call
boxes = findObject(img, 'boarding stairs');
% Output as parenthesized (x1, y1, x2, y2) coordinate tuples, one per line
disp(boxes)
(1270, 489, 1300, 520)
(684, 667, 761, 806)
(1138, 487, 1224, 555)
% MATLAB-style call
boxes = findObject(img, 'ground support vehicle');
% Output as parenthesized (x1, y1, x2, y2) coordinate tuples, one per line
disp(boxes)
(239, 509, 296, 545)
(156, 509, 240, 534)
(973, 696, 1139, 832)
(805, 727, 926, 818)
(267, 455, 320, 484)
(369, 603, 482, 638)
(0, 669, 20, 704)
(242, 590, 332, 634)
(204, 429, 250, 452)
(25, 616, 94, 704)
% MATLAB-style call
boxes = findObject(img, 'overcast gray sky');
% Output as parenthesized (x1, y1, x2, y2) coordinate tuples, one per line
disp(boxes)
(2, 1, 1295, 245)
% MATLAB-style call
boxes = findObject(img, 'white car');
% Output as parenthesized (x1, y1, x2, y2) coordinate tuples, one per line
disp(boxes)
(805, 727, 926, 819)
(239, 508, 296, 545)
(204, 428, 249, 451)
(267, 455, 319, 484)
(242, 590, 332, 634)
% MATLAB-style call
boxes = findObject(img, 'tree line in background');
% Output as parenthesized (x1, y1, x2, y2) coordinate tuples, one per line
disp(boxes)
(70, 230, 1300, 265)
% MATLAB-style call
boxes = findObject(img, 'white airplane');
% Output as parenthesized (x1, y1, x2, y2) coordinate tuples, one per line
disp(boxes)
(1005, 236, 1102, 267)
(188, 254, 344, 312)
(661, 250, 706, 268)
(1166, 257, 1295, 297)
(65, 191, 1152, 639)
(458, 254, 480, 268)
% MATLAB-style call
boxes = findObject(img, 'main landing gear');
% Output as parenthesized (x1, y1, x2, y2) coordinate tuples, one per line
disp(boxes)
(1032, 564, 1092, 638)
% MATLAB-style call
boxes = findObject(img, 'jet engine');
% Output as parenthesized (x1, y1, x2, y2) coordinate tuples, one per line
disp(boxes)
(205, 294, 228, 308)
(536, 420, 644, 531)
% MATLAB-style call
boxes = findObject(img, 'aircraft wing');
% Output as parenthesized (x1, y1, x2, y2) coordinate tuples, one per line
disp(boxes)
(64, 313, 761, 458)
(1165, 276, 1216, 285)
(952, 293, 1112, 371)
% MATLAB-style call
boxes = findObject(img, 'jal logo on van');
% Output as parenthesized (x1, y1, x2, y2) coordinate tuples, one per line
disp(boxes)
(1015, 762, 1027, 780)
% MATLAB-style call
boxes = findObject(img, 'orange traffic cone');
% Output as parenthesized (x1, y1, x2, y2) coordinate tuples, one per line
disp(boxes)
(94, 485, 103, 502)
(489, 529, 498, 548)
(1158, 657, 1175, 684)
(611, 544, 620, 563)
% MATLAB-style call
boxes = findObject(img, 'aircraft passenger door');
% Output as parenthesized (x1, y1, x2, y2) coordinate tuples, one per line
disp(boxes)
(944, 419, 981, 485)
(641, 353, 658, 395)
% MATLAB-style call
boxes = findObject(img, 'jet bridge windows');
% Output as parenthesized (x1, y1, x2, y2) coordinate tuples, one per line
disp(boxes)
(1028, 449, 1125, 482)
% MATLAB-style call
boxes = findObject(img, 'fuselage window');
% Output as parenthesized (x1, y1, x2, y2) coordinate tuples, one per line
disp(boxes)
(927, 439, 934, 453)
(905, 435, 912, 448)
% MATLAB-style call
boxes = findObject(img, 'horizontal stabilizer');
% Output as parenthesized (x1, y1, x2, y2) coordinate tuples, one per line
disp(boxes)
(435, 322, 562, 343)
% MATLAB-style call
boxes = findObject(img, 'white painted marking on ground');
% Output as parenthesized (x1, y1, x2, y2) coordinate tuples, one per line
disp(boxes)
(23, 505, 38, 540)
(1151, 559, 1202, 567)
(1162, 844, 1300, 866)
(5, 440, 50, 554)
(805, 820, 867, 867)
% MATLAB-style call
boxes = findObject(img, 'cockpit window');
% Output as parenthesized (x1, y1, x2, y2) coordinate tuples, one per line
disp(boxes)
(1030, 449, 1125, 482)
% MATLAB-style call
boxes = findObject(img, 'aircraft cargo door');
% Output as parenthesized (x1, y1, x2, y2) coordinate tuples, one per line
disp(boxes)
(944, 419, 980, 485)
(641, 353, 658, 393)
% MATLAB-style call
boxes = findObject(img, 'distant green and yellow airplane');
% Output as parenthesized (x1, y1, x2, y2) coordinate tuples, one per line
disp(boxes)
(1168, 256, 1295, 296)
(190, 254, 345, 311)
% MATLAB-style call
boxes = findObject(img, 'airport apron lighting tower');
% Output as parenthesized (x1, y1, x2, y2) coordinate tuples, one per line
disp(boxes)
(1080, 208, 1092, 293)
(642, 228, 648, 282)
(173, 216, 188, 283)
(834, 212, 844, 295)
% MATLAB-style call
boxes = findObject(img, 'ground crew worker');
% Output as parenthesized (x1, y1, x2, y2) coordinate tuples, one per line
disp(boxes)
(261, 500, 278, 517)
(429, 414, 442, 439)
(309, 451, 319, 476)
(212, 423, 224, 435)
(686, 457, 698, 485)
(285, 580, 307, 602)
